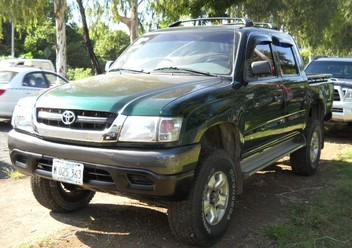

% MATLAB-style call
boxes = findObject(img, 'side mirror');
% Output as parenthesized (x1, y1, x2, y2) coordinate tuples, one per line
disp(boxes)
(105, 60, 114, 72)
(251, 61, 272, 75)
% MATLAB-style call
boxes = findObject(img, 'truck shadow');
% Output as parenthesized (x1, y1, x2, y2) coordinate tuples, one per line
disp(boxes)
(0, 118, 12, 132)
(49, 203, 182, 247)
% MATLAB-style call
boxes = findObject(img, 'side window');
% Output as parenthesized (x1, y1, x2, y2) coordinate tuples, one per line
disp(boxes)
(44, 73, 67, 87)
(22, 73, 49, 88)
(274, 45, 299, 75)
(248, 43, 276, 79)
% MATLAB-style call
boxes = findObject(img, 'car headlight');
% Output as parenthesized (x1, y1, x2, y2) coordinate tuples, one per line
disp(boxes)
(344, 88, 352, 101)
(119, 116, 183, 142)
(11, 96, 36, 133)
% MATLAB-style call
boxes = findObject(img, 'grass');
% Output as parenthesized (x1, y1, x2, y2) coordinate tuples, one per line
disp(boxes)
(263, 148, 352, 248)
(3, 167, 26, 179)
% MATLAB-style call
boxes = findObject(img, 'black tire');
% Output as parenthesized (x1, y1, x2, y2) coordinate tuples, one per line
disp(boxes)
(31, 176, 95, 213)
(168, 150, 237, 247)
(290, 119, 323, 176)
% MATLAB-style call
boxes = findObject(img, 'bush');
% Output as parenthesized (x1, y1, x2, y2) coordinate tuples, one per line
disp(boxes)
(67, 68, 92, 81)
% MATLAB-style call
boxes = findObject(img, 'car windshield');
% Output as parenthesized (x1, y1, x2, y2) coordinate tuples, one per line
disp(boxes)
(305, 61, 352, 79)
(0, 71, 17, 84)
(110, 30, 235, 75)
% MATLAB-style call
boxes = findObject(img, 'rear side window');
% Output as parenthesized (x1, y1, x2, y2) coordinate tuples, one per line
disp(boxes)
(0, 71, 17, 83)
(274, 45, 299, 75)
(23, 72, 49, 88)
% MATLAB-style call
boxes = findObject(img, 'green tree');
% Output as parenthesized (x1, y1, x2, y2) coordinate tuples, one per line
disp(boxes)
(0, 0, 48, 38)
(23, 20, 91, 69)
(94, 28, 130, 61)
(0, 22, 26, 57)
(66, 23, 91, 69)
(24, 20, 56, 61)
(232, 0, 351, 57)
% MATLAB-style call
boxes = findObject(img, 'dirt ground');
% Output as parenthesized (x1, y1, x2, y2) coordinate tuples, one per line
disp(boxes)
(0, 120, 351, 248)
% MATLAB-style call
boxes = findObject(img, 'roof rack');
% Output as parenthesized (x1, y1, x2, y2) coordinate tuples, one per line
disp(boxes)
(253, 22, 278, 30)
(168, 17, 254, 28)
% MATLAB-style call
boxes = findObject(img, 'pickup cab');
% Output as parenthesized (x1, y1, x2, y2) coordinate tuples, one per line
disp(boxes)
(8, 18, 333, 246)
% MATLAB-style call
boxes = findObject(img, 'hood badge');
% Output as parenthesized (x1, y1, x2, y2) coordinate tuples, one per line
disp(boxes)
(61, 110, 76, 125)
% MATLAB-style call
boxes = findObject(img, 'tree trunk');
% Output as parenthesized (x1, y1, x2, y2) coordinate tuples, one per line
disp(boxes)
(54, 0, 67, 78)
(113, 0, 139, 43)
(76, 0, 102, 75)
(130, 0, 138, 42)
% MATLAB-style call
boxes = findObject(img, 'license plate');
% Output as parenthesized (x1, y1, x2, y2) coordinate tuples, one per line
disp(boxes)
(52, 159, 84, 185)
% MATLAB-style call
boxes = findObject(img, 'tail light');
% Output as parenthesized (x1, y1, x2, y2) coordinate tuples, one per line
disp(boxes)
(0, 89, 5, 96)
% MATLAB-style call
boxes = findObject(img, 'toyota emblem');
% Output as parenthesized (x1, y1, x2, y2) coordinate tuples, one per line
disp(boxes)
(61, 110, 76, 125)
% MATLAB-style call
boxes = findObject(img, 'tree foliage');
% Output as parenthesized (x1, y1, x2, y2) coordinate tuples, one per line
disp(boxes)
(233, 0, 351, 57)
(2, 0, 351, 70)
(94, 29, 130, 61)
(24, 20, 56, 60)
(0, 0, 49, 38)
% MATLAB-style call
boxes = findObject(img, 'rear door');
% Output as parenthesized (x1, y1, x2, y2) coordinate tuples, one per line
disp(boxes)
(272, 36, 307, 136)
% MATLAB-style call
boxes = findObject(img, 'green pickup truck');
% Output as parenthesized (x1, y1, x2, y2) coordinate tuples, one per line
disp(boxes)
(8, 18, 333, 246)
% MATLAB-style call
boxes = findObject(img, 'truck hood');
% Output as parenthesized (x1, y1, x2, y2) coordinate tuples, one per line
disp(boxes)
(35, 72, 223, 115)
(330, 78, 352, 88)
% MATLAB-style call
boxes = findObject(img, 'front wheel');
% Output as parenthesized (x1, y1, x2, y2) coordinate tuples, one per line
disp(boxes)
(290, 119, 323, 176)
(168, 150, 237, 246)
(31, 176, 95, 213)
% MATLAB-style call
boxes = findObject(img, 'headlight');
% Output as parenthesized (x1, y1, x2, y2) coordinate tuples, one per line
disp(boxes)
(344, 88, 352, 101)
(119, 116, 183, 142)
(11, 96, 36, 133)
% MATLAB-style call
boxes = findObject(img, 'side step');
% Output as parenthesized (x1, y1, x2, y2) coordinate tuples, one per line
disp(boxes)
(241, 135, 306, 179)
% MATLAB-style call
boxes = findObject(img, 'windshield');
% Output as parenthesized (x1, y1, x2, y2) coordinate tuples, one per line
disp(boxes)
(305, 60, 352, 79)
(0, 71, 17, 84)
(110, 30, 235, 75)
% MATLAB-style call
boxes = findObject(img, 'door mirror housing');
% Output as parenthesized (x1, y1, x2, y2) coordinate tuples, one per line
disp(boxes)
(251, 61, 272, 75)
(105, 61, 114, 72)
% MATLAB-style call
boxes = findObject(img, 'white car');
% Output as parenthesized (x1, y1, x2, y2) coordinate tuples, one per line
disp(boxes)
(0, 58, 55, 72)
(305, 57, 352, 123)
(0, 67, 68, 118)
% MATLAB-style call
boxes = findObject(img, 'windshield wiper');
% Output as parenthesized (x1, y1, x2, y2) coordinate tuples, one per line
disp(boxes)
(109, 68, 150, 74)
(153, 67, 219, 77)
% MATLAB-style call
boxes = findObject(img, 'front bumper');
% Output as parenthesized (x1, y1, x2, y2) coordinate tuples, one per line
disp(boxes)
(8, 130, 201, 200)
(331, 101, 352, 122)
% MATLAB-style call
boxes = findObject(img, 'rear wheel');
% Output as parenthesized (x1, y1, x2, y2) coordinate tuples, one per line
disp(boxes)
(168, 150, 237, 246)
(290, 119, 322, 175)
(31, 176, 95, 212)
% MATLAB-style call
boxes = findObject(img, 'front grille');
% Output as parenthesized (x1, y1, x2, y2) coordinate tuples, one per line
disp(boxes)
(37, 108, 117, 131)
(87, 168, 113, 182)
(333, 90, 340, 101)
(332, 108, 343, 113)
